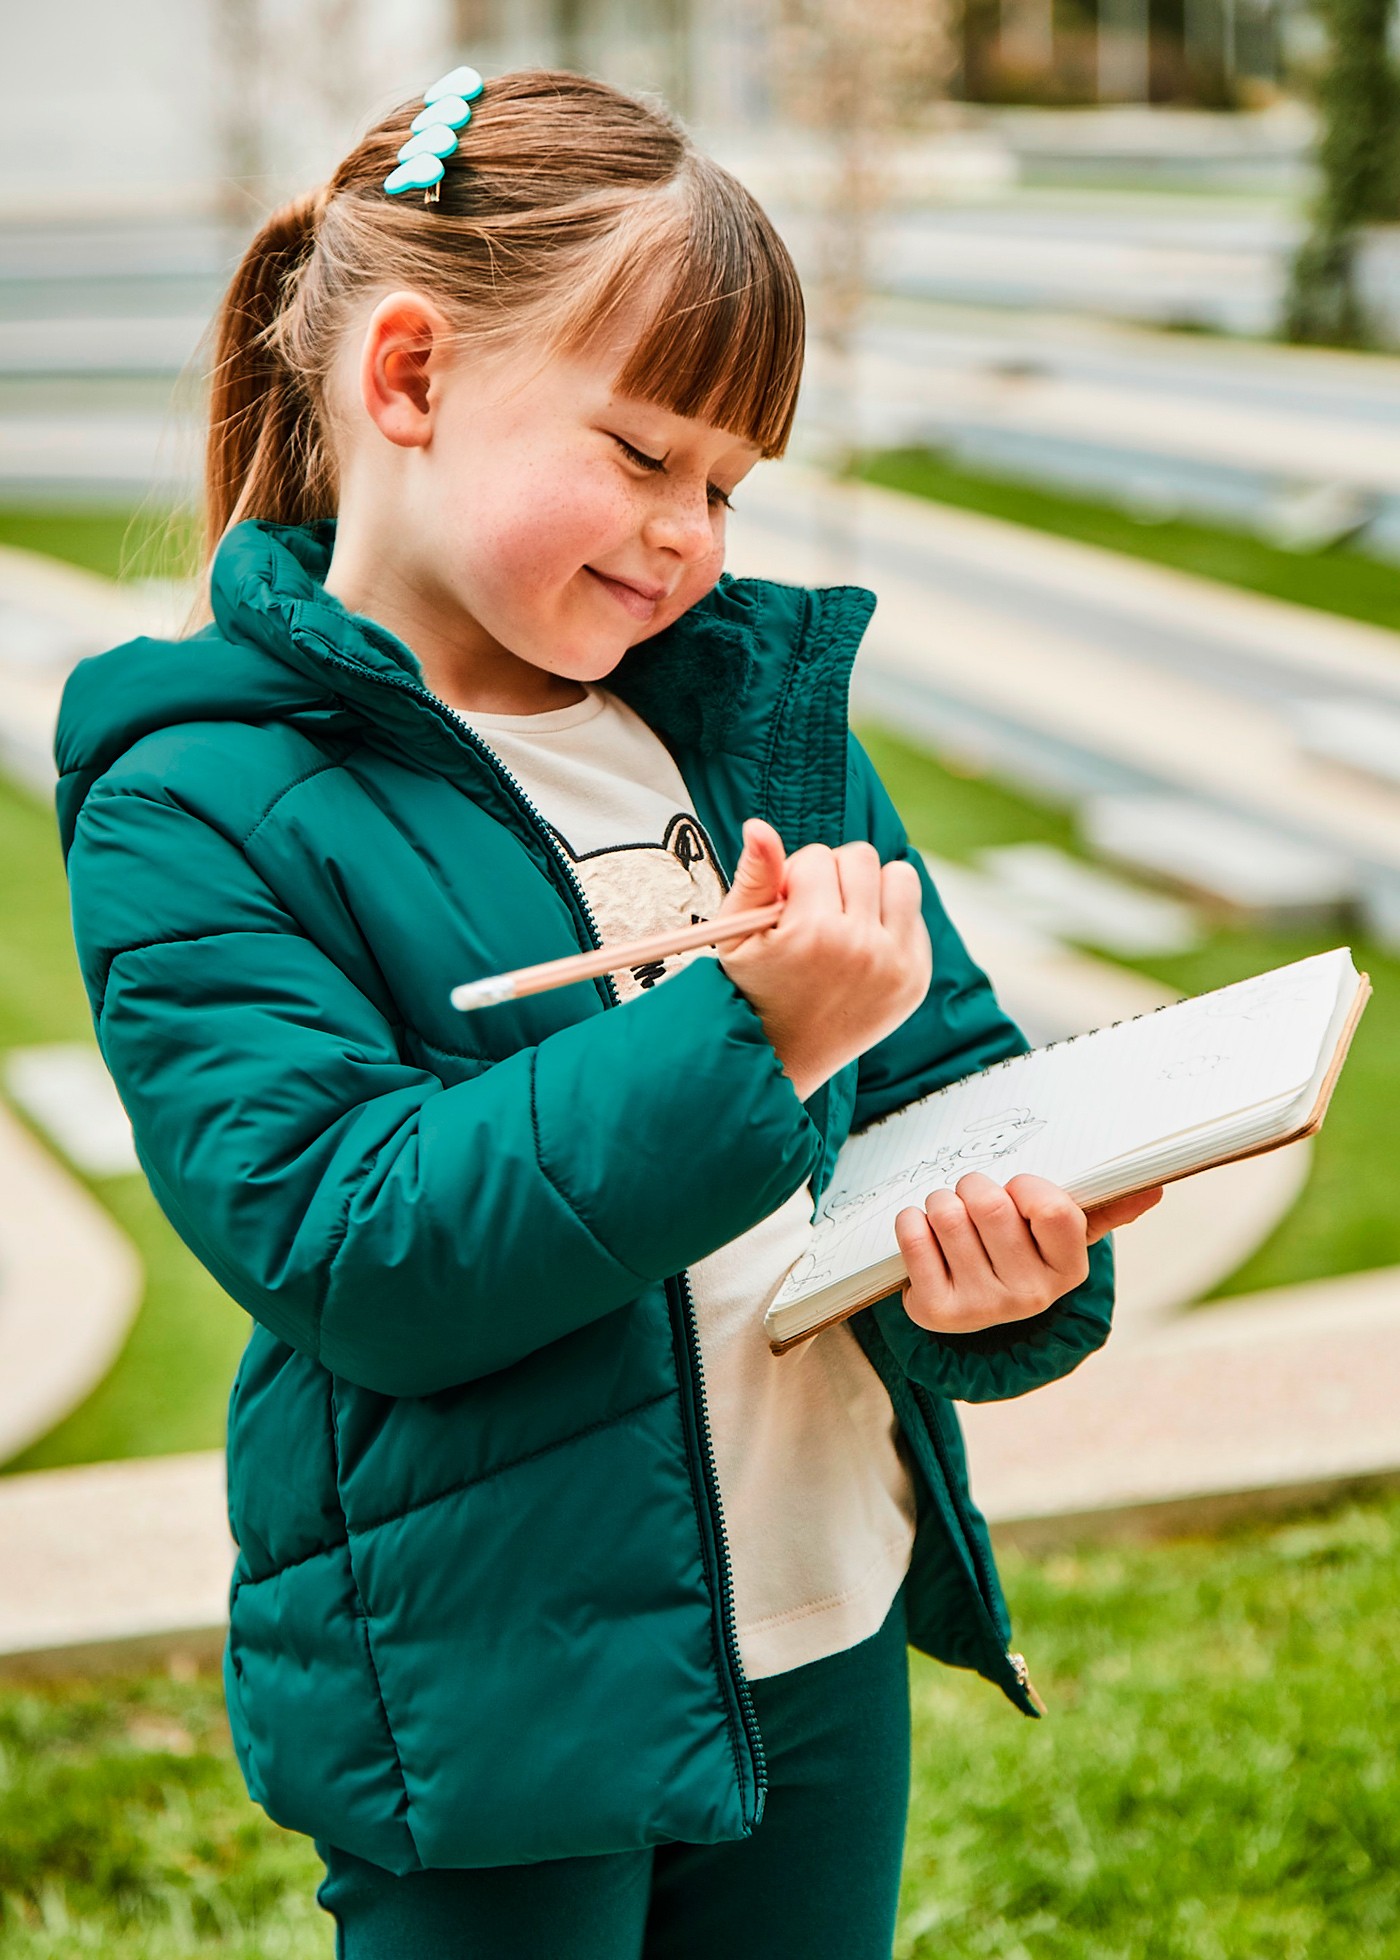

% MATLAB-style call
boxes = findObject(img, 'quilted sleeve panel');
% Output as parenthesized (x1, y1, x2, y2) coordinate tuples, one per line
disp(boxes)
(70, 784, 825, 1397)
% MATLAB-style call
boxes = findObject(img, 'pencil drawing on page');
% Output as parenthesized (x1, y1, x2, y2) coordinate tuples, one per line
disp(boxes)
(1159, 1052, 1226, 1080)
(784, 1107, 1048, 1296)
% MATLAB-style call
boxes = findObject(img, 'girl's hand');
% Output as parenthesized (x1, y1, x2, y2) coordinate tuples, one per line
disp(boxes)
(896, 1171, 1164, 1335)
(716, 816, 932, 1105)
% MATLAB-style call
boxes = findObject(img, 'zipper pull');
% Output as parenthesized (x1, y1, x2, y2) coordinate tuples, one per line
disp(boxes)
(1008, 1650, 1047, 1715)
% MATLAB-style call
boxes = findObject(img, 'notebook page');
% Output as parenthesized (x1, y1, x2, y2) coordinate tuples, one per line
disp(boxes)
(771, 949, 1350, 1311)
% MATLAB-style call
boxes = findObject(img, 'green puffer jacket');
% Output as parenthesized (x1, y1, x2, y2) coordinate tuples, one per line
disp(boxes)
(54, 519, 1114, 1873)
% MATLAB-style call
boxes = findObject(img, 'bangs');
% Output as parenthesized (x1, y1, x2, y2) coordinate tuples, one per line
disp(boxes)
(556, 165, 806, 458)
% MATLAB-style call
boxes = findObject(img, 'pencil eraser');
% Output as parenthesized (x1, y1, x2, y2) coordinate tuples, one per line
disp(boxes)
(450, 975, 516, 1012)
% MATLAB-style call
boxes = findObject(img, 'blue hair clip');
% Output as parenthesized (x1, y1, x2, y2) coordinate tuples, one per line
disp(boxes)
(384, 65, 484, 201)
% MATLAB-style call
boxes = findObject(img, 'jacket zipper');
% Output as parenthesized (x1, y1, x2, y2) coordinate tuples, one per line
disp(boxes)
(316, 638, 1024, 1734)
(672, 1267, 767, 1827)
(324, 649, 767, 1820)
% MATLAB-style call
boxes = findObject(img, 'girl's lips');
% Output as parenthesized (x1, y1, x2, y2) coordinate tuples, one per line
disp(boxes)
(585, 566, 661, 622)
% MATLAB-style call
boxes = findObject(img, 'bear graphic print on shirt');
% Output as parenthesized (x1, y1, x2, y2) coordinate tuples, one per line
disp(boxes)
(548, 810, 731, 1003)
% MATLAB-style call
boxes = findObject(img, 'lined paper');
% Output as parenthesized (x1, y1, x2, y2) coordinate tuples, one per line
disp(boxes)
(770, 948, 1353, 1312)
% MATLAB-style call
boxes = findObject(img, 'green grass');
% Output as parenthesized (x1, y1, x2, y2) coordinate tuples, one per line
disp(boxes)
(859, 447, 1400, 636)
(0, 1665, 327, 1957)
(855, 721, 1400, 1299)
(897, 1493, 1400, 1959)
(0, 1492, 1395, 1956)
(0, 507, 198, 586)
(0, 771, 248, 1474)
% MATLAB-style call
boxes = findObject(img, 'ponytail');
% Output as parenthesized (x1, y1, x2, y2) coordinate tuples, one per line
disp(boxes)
(203, 192, 334, 559)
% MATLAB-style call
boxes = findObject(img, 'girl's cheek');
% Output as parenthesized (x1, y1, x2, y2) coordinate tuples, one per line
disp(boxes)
(678, 537, 727, 606)
(507, 475, 626, 575)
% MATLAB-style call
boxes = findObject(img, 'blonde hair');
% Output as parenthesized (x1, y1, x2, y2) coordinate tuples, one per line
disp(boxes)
(204, 68, 806, 566)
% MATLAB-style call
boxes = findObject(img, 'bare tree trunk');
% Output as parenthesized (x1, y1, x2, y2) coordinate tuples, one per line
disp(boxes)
(1098, 0, 1151, 101)
(212, 0, 265, 223)
(554, 0, 588, 71)
(451, 0, 499, 44)
(654, 0, 695, 120)
(772, 0, 949, 570)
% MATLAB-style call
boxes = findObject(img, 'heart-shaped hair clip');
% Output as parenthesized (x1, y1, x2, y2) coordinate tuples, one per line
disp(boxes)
(384, 65, 485, 203)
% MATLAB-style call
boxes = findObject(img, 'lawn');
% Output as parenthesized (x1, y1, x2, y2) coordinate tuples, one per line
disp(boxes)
(0, 507, 198, 586)
(858, 446, 1400, 636)
(0, 1491, 1395, 1957)
(0, 769, 248, 1473)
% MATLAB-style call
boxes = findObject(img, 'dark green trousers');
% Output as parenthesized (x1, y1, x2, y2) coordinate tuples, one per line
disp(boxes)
(315, 1582, 911, 1959)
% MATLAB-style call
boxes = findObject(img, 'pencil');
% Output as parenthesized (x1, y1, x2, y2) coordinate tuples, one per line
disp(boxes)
(450, 900, 786, 1012)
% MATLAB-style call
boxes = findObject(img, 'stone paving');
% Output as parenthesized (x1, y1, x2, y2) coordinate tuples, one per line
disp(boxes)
(962, 1263, 1400, 1547)
(4, 1043, 139, 1177)
(0, 1453, 229, 1674)
(0, 1096, 141, 1468)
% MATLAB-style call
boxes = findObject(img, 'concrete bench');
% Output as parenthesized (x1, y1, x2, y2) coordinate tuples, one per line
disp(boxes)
(975, 840, 1201, 955)
(1080, 792, 1355, 926)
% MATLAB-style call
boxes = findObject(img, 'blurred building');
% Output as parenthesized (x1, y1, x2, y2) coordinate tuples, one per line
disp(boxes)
(959, 0, 1318, 107)
(0, 0, 778, 221)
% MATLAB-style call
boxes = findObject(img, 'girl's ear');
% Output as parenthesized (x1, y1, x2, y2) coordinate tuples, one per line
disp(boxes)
(357, 290, 454, 450)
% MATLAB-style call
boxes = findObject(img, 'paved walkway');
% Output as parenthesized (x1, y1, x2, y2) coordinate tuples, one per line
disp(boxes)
(0, 1096, 141, 1467)
(827, 309, 1400, 505)
(962, 1262, 1400, 1546)
(0, 1453, 229, 1674)
(0, 541, 154, 790)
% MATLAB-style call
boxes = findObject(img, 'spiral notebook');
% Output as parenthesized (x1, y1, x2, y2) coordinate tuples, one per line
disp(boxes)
(765, 946, 1370, 1355)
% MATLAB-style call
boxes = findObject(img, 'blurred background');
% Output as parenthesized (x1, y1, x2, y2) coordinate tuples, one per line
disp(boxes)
(1, 4, 1399, 1956)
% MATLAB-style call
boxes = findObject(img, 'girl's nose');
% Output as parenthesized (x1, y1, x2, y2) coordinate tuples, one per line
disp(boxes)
(641, 484, 716, 561)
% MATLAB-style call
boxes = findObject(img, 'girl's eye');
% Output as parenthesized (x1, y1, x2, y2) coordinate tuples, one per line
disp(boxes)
(610, 434, 733, 513)
(612, 434, 664, 472)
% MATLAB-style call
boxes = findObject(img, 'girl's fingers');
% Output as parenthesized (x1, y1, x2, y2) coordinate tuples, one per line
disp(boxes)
(780, 841, 842, 922)
(922, 1185, 998, 1294)
(952, 1172, 1052, 1293)
(879, 856, 923, 929)
(832, 841, 883, 921)
(1003, 1173, 1092, 1287)
(895, 1205, 953, 1312)
(720, 818, 786, 915)
(1084, 1185, 1165, 1243)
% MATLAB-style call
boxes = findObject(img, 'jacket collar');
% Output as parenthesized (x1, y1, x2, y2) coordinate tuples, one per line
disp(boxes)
(209, 518, 874, 764)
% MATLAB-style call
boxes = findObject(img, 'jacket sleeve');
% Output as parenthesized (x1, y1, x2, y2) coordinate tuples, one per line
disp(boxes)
(845, 731, 1115, 1402)
(67, 781, 825, 1399)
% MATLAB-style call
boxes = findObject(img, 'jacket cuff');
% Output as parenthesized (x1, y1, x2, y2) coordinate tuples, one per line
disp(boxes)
(531, 951, 826, 1280)
(867, 1234, 1116, 1404)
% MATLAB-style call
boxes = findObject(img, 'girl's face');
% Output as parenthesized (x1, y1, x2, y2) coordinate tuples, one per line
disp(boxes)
(327, 292, 767, 710)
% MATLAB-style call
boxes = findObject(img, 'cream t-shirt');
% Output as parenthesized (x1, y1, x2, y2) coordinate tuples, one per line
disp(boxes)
(449, 682, 918, 1678)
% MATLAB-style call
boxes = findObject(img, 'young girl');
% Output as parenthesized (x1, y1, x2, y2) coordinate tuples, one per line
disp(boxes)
(56, 68, 1161, 1958)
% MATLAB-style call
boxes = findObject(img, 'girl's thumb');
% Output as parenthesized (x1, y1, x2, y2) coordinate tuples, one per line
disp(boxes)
(728, 817, 784, 904)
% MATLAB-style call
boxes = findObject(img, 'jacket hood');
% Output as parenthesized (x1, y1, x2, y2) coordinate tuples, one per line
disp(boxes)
(54, 518, 856, 859)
